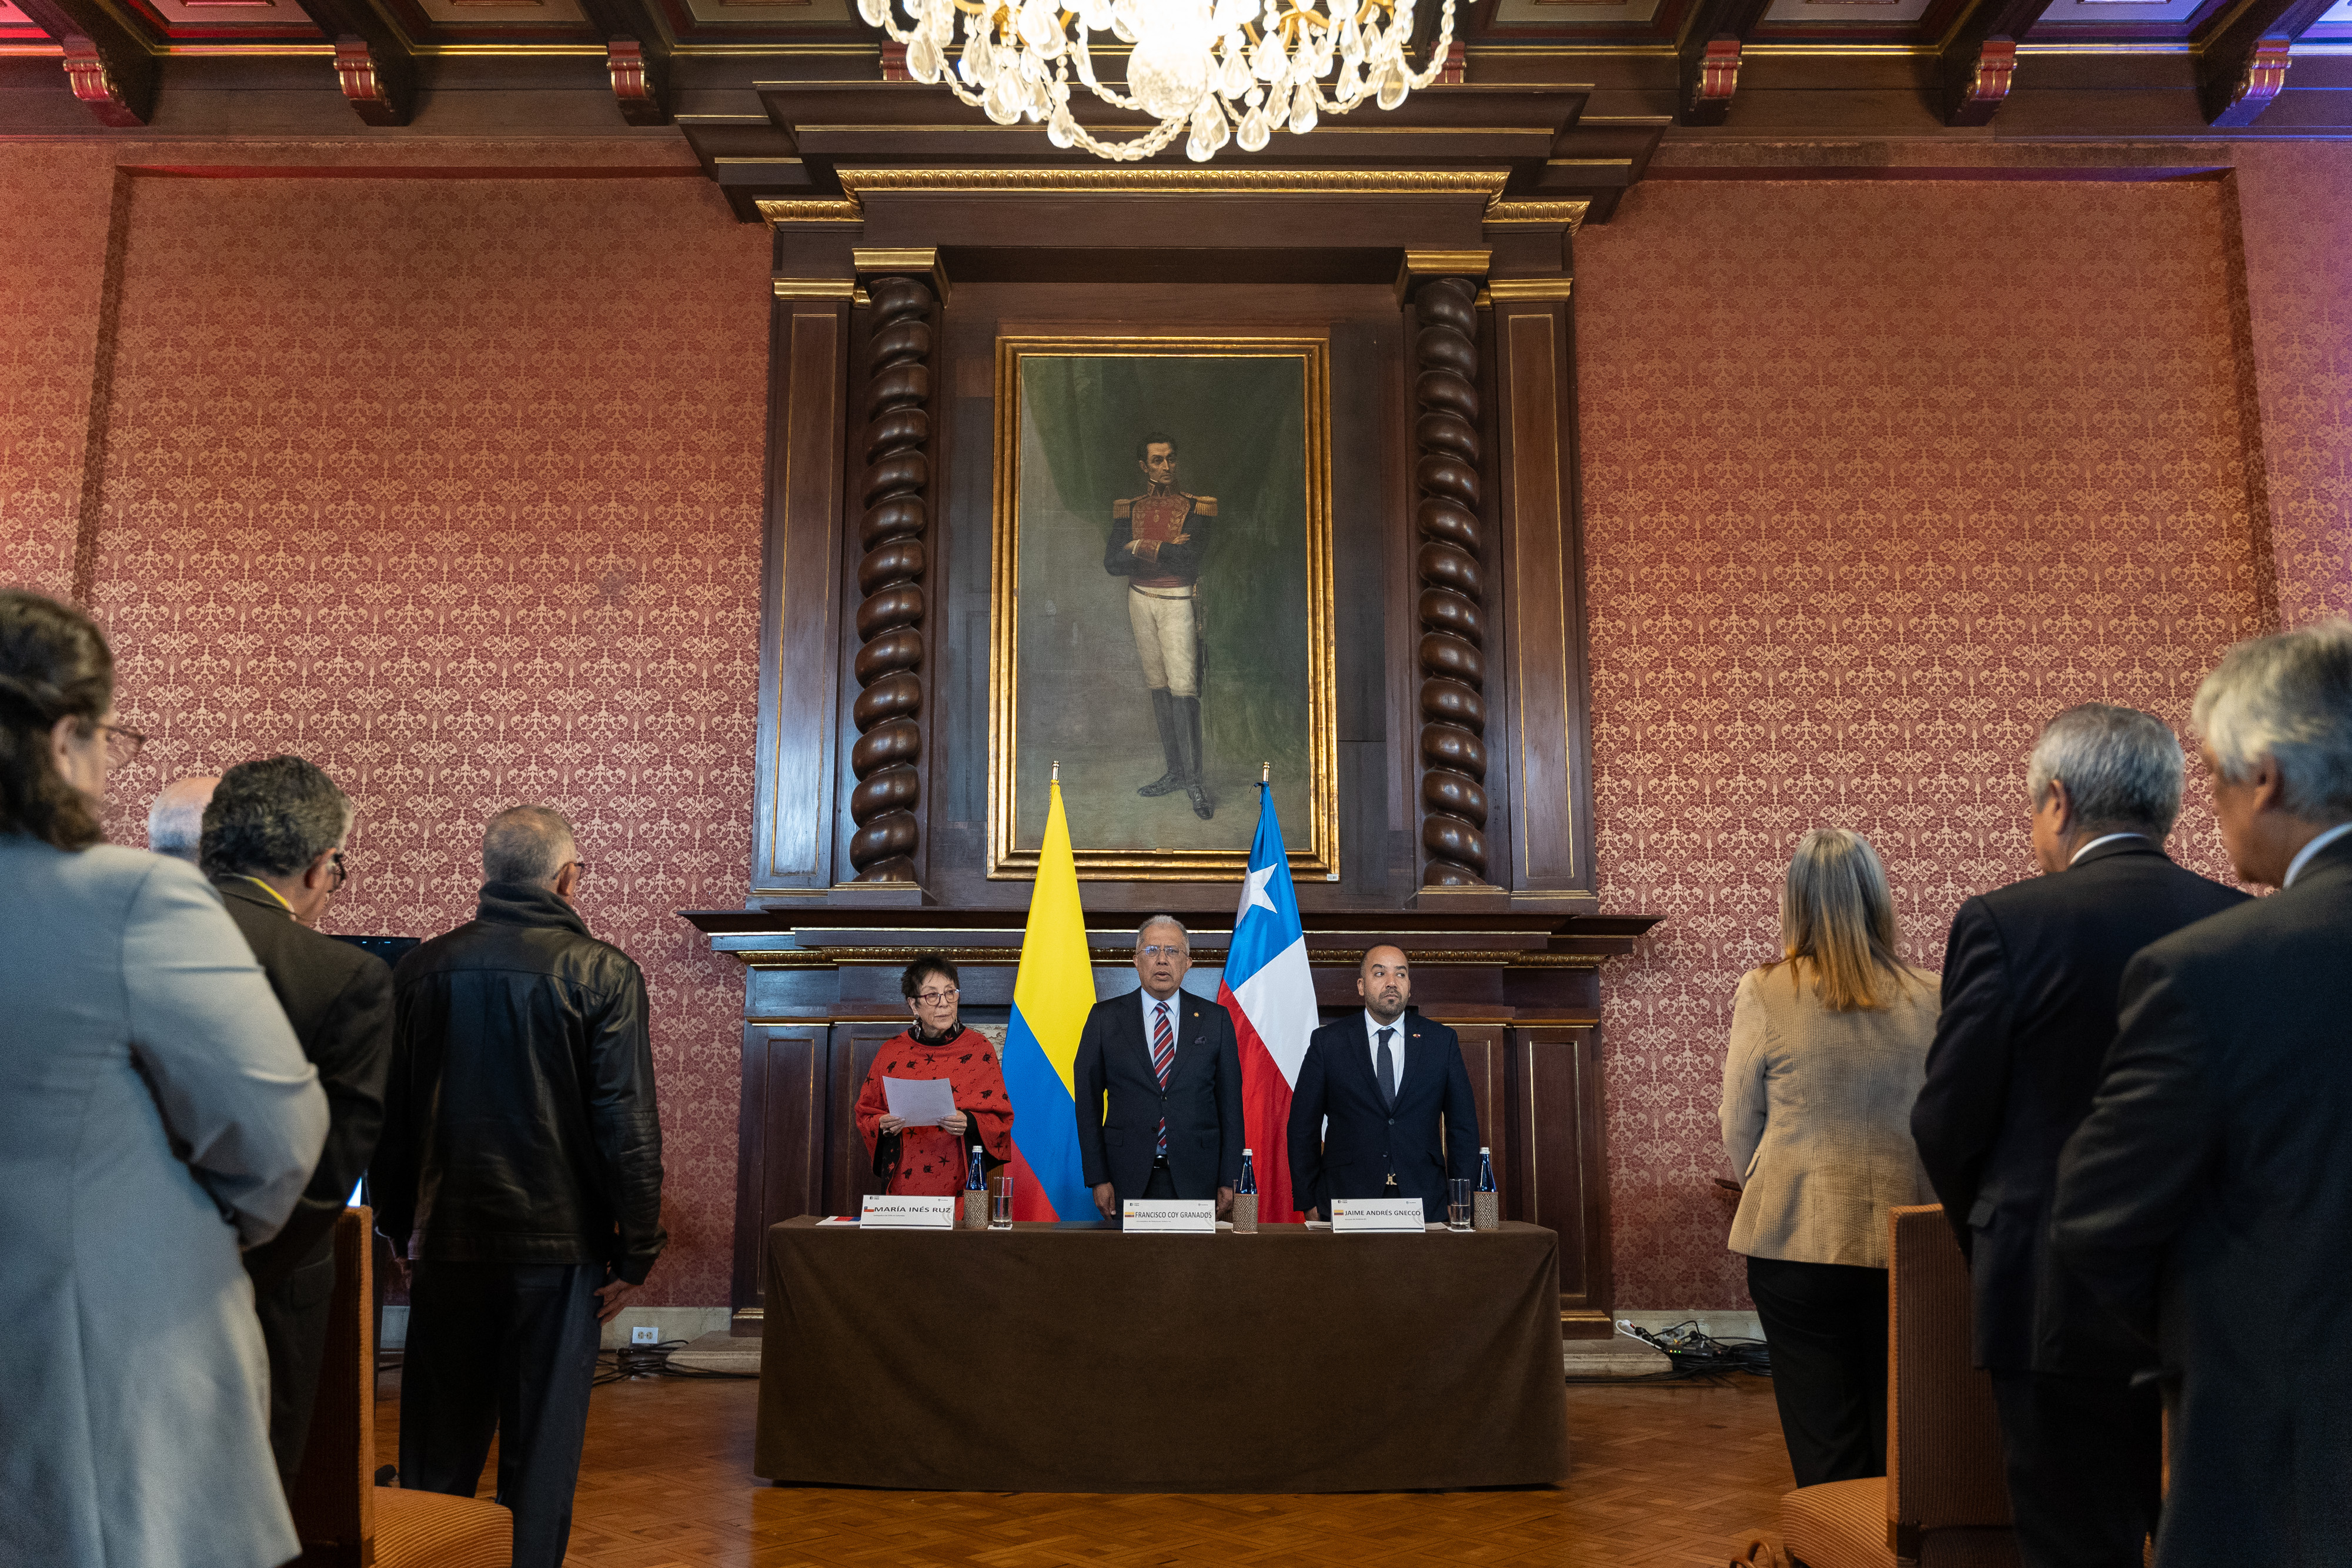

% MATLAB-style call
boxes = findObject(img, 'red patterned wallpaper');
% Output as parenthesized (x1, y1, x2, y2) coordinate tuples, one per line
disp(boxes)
(2234, 146, 2352, 626)
(1575, 178, 2271, 1308)
(0, 145, 116, 601)
(25, 161, 772, 1306)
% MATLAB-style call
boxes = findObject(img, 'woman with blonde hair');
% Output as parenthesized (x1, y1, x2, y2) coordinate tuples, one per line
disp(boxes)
(1722, 827, 1939, 1488)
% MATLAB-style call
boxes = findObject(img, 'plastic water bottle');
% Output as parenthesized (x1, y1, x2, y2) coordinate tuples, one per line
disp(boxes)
(1233, 1147, 1259, 1234)
(1473, 1146, 1499, 1232)
(960, 1145, 988, 1229)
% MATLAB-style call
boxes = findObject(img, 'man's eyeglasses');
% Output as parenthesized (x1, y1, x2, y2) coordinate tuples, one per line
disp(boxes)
(914, 988, 960, 1005)
(1138, 944, 1188, 959)
(96, 721, 145, 768)
(328, 850, 348, 890)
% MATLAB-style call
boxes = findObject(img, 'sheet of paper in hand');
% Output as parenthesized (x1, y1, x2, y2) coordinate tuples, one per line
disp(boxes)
(860, 1195, 957, 1229)
(883, 1075, 960, 1127)
(1121, 1199, 1217, 1233)
(1329, 1199, 1429, 1233)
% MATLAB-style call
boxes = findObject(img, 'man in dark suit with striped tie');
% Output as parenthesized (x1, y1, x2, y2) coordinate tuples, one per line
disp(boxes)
(1073, 916, 1243, 1219)
(1287, 947, 1481, 1222)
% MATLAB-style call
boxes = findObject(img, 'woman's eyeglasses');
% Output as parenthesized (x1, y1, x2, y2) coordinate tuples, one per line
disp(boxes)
(96, 721, 146, 769)
(913, 988, 960, 1005)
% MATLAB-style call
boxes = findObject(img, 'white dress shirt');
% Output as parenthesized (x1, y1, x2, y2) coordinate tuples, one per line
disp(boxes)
(1364, 1009, 1406, 1101)
(2284, 821, 2352, 889)
(2069, 831, 2148, 865)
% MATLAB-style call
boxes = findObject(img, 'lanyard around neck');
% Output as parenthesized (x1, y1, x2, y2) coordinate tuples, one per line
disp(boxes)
(236, 875, 296, 914)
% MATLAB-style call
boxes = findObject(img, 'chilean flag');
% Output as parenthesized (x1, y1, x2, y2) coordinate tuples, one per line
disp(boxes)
(1217, 782, 1318, 1222)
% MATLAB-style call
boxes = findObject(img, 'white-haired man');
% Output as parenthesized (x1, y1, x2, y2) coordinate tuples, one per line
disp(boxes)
(2054, 621, 2352, 1568)
(146, 773, 218, 862)
(1911, 704, 2244, 1568)
(374, 804, 664, 1568)
(1072, 917, 1242, 1219)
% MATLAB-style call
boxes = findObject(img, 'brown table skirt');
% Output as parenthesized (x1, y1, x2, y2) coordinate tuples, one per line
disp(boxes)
(754, 1218, 1568, 1492)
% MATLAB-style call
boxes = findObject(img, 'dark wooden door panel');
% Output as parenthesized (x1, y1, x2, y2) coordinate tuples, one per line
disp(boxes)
(731, 1025, 827, 1312)
(823, 1023, 912, 1217)
(1512, 1025, 1612, 1325)
(1451, 1023, 1509, 1217)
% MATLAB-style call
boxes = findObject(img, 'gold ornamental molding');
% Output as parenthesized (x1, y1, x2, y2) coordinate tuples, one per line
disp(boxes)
(833, 166, 1513, 201)
(853, 245, 953, 305)
(771, 278, 858, 300)
(1485, 199, 1592, 234)
(757, 172, 1619, 232)
(757, 198, 863, 225)
(1486, 276, 1576, 302)
(1395, 248, 1492, 307)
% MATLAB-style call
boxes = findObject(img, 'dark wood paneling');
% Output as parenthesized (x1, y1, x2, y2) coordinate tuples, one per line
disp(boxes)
(840, 273, 938, 885)
(1513, 1024, 1612, 1331)
(1492, 302, 1595, 897)
(1451, 1023, 1509, 1213)
(1406, 276, 1494, 889)
(821, 1022, 913, 1218)
(750, 299, 850, 895)
(730, 1025, 827, 1311)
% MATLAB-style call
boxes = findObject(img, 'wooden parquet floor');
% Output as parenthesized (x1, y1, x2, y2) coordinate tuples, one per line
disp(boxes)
(376, 1368, 1793, 1568)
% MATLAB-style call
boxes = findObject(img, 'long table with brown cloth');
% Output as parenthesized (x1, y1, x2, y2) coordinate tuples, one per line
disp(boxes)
(754, 1216, 1569, 1492)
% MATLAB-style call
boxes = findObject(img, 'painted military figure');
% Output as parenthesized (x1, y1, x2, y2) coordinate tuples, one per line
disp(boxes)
(1105, 430, 1217, 820)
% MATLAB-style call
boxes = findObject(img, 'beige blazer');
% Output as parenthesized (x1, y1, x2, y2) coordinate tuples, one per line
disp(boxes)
(1720, 961, 1940, 1269)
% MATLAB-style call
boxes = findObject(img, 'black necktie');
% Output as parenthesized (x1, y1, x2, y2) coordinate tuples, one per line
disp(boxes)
(1376, 1027, 1396, 1111)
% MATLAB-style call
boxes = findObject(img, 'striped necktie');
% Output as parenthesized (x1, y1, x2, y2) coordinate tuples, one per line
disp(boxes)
(1151, 999, 1174, 1157)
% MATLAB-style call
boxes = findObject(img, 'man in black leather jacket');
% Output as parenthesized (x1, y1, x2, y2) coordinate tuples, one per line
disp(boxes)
(374, 804, 664, 1568)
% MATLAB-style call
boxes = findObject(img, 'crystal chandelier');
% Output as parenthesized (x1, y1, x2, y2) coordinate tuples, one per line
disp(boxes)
(853, 0, 1459, 163)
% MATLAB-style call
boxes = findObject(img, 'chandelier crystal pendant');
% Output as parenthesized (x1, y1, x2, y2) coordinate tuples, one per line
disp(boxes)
(853, 0, 1459, 163)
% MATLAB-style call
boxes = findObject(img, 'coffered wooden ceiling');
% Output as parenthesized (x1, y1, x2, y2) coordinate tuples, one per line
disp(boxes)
(3, 0, 2347, 213)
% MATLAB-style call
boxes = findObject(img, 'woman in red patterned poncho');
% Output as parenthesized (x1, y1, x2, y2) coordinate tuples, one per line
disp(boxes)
(855, 954, 1016, 1195)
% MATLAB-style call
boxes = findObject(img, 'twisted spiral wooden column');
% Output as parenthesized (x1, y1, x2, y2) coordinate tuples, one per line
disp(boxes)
(1412, 277, 1491, 886)
(847, 275, 934, 882)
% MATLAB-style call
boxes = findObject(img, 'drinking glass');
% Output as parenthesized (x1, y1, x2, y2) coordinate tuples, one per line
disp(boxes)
(990, 1172, 1015, 1229)
(1446, 1178, 1473, 1232)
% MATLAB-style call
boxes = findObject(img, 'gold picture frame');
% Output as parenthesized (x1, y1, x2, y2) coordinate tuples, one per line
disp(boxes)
(988, 333, 1339, 882)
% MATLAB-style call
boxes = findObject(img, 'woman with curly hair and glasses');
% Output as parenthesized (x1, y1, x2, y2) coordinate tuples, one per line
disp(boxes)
(854, 954, 1016, 1195)
(0, 589, 326, 1568)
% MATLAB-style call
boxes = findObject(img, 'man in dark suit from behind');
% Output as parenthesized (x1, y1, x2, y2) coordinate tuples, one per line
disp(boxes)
(1288, 947, 1479, 1223)
(200, 755, 395, 1490)
(1911, 704, 2245, 1568)
(374, 804, 664, 1568)
(2054, 623, 2352, 1568)
(1074, 916, 1242, 1219)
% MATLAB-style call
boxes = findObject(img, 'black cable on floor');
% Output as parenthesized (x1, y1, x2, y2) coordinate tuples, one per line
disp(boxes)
(595, 1340, 759, 1385)
(1566, 1319, 1772, 1385)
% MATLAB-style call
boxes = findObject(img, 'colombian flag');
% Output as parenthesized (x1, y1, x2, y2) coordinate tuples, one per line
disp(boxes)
(999, 778, 1098, 1221)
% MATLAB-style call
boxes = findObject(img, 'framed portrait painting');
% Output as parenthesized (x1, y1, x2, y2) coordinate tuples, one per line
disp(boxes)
(989, 335, 1339, 881)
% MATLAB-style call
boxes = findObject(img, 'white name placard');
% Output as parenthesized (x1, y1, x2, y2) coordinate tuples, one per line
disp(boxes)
(860, 1195, 956, 1229)
(1329, 1199, 1429, 1233)
(1122, 1199, 1218, 1233)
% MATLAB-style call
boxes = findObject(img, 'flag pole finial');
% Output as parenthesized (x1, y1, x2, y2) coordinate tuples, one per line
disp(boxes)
(1261, 760, 1270, 784)
(1051, 760, 1060, 783)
